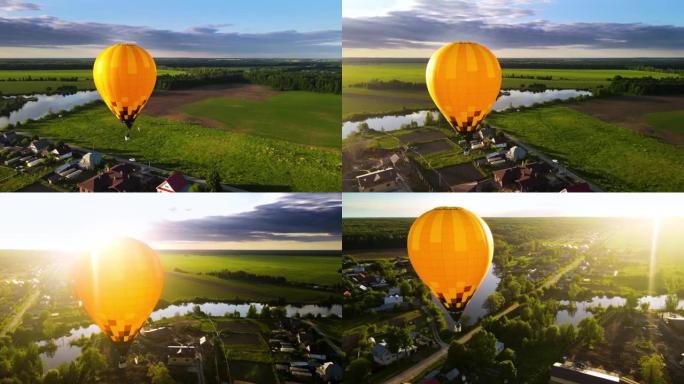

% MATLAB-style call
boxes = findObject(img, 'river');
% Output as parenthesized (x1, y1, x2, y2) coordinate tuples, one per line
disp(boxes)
(0, 92, 100, 129)
(39, 302, 341, 370)
(342, 89, 592, 138)
(556, 295, 684, 325)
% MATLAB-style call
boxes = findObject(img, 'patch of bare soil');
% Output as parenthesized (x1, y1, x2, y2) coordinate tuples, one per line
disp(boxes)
(144, 83, 278, 117)
(568, 95, 684, 149)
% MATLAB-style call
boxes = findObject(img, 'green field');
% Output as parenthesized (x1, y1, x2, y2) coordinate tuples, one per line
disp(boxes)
(343, 64, 679, 88)
(488, 106, 684, 191)
(20, 101, 340, 191)
(160, 254, 341, 286)
(180, 92, 341, 148)
(0, 166, 50, 192)
(643, 110, 684, 136)
(0, 69, 185, 95)
(162, 271, 332, 303)
(342, 63, 681, 118)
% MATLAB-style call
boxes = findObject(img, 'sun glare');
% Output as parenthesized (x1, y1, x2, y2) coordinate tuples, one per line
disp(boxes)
(648, 216, 661, 295)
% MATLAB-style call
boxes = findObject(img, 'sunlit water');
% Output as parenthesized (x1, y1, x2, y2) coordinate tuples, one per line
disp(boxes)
(555, 295, 684, 325)
(342, 89, 592, 138)
(39, 302, 341, 369)
(0, 92, 101, 129)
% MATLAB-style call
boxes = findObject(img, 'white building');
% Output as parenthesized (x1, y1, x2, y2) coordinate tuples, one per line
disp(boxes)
(506, 146, 527, 162)
(80, 152, 103, 170)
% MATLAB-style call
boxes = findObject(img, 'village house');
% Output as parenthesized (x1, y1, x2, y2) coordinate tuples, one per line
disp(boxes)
(156, 171, 190, 193)
(549, 362, 621, 384)
(29, 139, 53, 154)
(506, 145, 527, 162)
(78, 163, 140, 192)
(79, 152, 102, 170)
(316, 362, 343, 382)
(0, 131, 17, 145)
(356, 168, 399, 192)
(167, 345, 197, 367)
(493, 162, 552, 192)
(50, 144, 72, 160)
(372, 341, 417, 366)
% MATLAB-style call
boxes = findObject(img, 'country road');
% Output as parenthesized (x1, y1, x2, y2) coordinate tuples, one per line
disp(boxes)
(384, 253, 587, 384)
(303, 319, 345, 357)
(0, 289, 40, 336)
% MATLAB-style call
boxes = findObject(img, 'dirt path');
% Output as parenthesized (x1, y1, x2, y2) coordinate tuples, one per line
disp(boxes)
(0, 289, 40, 336)
(568, 95, 684, 149)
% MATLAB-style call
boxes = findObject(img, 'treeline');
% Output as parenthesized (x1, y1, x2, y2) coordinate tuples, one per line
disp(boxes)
(155, 67, 341, 93)
(244, 68, 341, 94)
(156, 68, 247, 90)
(0, 97, 35, 115)
(503, 74, 553, 80)
(349, 79, 424, 91)
(0, 76, 81, 82)
(0, 58, 341, 70)
(605, 76, 684, 95)
(207, 269, 337, 291)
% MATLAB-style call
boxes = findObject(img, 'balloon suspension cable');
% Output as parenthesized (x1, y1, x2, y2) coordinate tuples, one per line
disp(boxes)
(123, 120, 133, 141)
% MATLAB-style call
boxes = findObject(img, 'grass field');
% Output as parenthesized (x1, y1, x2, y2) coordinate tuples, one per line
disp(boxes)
(343, 64, 679, 88)
(0, 69, 185, 95)
(0, 165, 50, 192)
(162, 271, 332, 303)
(180, 92, 341, 148)
(342, 63, 681, 118)
(20, 102, 340, 191)
(643, 110, 684, 136)
(488, 106, 684, 191)
(160, 254, 341, 286)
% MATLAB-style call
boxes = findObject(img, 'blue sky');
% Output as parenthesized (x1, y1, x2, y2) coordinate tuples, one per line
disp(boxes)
(343, 0, 684, 57)
(0, 194, 342, 250)
(0, 0, 341, 58)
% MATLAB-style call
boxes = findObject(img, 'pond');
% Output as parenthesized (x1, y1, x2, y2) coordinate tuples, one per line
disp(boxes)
(462, 265, 502, 326)
(0, 91, 100, 129)
(555, 295, 684, 325)
(39, 302, 341, 370)
(341, 89, 592, 138)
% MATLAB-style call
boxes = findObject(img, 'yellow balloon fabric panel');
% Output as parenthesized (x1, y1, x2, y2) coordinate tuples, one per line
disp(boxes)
(426, 42, 502, 134)
(407, 207, 493, 311)
(73, 238, 164, 344)
(93, 44, 157, 128)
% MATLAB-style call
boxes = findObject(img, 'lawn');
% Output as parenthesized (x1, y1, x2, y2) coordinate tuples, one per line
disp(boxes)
(162, 271, 332, 304)
(160, 254, 341, 286)
(180, 92, 341, 148)
(0, 69, 185, 95)
(643, 110, 684, 136)
(0, 165, 50, 192)
(488, 106, 684, 191)
(20, 102, 340, 191)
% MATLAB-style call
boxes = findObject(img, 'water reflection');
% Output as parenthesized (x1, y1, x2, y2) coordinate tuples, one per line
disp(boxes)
(342, 89, 592, 138)
(556, 295, 684, 325)
(0, 92, 101, 129)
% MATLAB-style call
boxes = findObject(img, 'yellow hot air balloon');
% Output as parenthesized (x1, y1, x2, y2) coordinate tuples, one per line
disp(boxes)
(426, 42, 502, 136)
(93, 43, 157, 140)
(407, 207, 493, 317)
(73, 237, 163, 363)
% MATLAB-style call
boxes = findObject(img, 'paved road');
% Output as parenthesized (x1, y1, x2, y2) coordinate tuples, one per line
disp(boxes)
(385, 253, 587, 384)
(0, 289, 40, 336)
(493, 128, 604, 192)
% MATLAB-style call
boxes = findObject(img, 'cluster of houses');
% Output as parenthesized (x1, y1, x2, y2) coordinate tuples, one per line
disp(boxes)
(271, 321, 343, 382)
(1, 131, 73, 171)
(1, 130, 194, 193)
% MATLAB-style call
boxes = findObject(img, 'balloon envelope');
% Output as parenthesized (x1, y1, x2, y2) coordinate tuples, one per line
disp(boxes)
(426, 42, 502, 135)
(93, 43, 157, 129)
(73, 237, 164, 344)
(407, 207, 493, 313)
